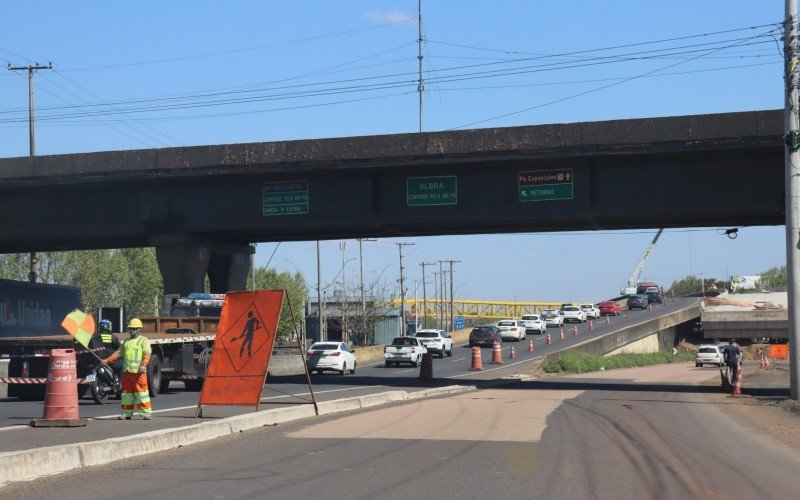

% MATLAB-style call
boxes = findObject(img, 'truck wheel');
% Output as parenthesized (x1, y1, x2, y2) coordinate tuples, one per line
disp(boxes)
(147, 355, 162, 397)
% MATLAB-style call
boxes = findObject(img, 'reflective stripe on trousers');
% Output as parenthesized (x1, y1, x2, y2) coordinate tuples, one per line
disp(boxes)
(120, 371, 151, 417)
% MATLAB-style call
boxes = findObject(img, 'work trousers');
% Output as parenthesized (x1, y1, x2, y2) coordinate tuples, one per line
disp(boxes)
(120, 371, 151, 418)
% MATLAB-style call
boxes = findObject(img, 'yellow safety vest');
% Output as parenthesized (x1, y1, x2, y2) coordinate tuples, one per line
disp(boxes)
(116, 336, 152, 373)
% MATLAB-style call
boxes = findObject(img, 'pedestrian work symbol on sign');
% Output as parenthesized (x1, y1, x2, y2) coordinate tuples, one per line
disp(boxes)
(217, 303, 273, 373)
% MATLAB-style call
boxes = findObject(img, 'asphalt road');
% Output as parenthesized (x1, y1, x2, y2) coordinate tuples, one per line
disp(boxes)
(6, 361, 797, 499)
(0, 299, 698, 452)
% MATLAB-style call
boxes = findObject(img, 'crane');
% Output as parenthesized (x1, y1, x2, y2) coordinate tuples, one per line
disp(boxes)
(620, 228, 664, 296)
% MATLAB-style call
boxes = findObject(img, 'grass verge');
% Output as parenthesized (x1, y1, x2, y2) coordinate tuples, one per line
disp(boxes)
(542, 350, 695, 374)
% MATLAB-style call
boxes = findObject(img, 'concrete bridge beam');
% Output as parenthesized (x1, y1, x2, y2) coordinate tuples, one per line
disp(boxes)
(156, 241, 253, 296)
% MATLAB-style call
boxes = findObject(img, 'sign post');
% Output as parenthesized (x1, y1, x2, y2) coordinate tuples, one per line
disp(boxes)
(518, 169, 574, 202)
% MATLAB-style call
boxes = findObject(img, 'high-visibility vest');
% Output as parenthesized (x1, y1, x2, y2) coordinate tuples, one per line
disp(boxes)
(117, 336, 152, 373)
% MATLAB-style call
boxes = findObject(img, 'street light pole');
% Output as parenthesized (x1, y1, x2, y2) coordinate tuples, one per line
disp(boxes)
(317, 241, 324, 342)
(358, 238, 377, 337)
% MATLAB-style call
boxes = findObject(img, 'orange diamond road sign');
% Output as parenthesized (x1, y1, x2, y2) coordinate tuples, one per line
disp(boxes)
(199, 290, 284, 407)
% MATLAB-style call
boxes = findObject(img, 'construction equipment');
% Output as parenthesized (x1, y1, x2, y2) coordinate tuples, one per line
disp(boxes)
(620, 228, 664, 296)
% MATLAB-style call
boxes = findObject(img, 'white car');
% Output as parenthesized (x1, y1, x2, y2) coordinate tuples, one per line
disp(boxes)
(696, 344, 725, 367)
(384, 337, 428, 367)
(496, 319, 526, 341)
(561, 306, 587, 323)
(415, 329, 453, 358)
(580, 304, 600, 319)
(541, 309, 564, 328)
(306, 342, 357, 375)
(521, 314, 546, 335)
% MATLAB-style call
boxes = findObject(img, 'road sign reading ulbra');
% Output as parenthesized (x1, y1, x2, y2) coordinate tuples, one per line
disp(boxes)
(518, 168, 573, 202)
(262, 181, 308, 216)
(407, 176, 457, 206)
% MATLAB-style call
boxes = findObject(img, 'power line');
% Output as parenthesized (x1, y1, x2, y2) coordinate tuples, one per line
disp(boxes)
(447, 25, 780, 130)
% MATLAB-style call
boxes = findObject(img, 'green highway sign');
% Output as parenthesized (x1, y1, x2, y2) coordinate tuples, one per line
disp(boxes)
(262, 180, 309, 216)
(518, 168, 573, 202)
(407, 176, 457, 206)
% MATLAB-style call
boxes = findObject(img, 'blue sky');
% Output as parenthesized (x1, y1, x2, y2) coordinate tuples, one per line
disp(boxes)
(0, 1, 788, 302)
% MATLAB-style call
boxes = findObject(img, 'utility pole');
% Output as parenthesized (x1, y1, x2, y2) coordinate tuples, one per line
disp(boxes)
(8, 62, 52, 283)
(316, 241, 324, 342)
(417, 0, 424, 132)
(420, 261, 435, 329)
(784, 0, 800, 400)
(433, 271, 441, 329)
(438, 261, 445, 330)
(339, 241, 346, 343)
(444, 260, 461, 332)
(358, 238, 377, 337)
(397, 243, 415, 336)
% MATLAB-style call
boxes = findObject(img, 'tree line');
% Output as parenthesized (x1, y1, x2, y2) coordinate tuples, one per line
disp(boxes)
(668, 265, 787, 296)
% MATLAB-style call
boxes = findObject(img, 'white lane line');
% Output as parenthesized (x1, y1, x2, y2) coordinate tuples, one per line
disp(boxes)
(0, 424, 30, 433)
(450, 358, 466, 363)
(392, 369, 415, 374)
(446, 355, 544, 378)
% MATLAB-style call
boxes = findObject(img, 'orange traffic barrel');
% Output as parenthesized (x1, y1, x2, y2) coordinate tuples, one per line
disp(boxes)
(31, 349, 87, 427)
(469, 346, 484, 371)
(491, 341, 504, 364)
(418, 353, 433, 381)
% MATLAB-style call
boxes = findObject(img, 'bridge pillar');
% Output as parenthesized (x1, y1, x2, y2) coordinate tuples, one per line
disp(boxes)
(155, 242, 253, 296)
(208, 246, 252, 294)
(156, 243, 210, 296)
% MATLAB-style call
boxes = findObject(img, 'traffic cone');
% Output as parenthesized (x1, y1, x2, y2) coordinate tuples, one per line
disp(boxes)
(491, 341, 504, 364)
(572, 325, 578, 336)
(760, 356, 766, 369)
(648, 304, 653, 312)
(509, 346, 517, 359)
(31, 349, 87, 427)
(624, 310, 629, 318)
(732, 362, 743, 396)
(559, 328, 565, 340)
(588, 321, 594, 331)
(528, 339, 535, 352)
(469, 346, 483, 371)
(605, 316, 611, 325)
(765, 357, 771, 369)
(546, 333, 553, 345)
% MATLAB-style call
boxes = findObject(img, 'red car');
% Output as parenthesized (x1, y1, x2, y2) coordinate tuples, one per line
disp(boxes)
(598, 301, 621, 316)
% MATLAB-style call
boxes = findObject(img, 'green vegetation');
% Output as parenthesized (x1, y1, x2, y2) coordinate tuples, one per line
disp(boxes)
(668, 275, 729, 296)
(249, 267, 308, 342)
(542, 350, 695, 374)
(757, 265, 786, 291)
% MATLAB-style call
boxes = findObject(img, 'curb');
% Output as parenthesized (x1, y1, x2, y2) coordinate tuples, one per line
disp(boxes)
(0, 384, 475, 488)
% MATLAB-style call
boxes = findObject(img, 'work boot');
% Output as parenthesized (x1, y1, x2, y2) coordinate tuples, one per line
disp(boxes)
(142, 414, 152, 420)
(118, 415, 131, 420)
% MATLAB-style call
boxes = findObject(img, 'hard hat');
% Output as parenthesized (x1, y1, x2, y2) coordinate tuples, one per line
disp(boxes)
(127, 318, 143, 330)
(99, 319, 112, 331)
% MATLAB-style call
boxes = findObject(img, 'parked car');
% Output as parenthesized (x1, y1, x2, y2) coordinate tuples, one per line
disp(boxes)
(306, 342, 357, 375)
(415, 329, 453, 358)
(561, 305, 587, 323)
(541, 309, 564, 328)
(696, 344, 725, 367)
(580, 304, 601, 319)
(496, 319, 526, 342)
(627, 294, 648, 310)
(384, 337, 428, 367)
(598, 301, 621, 316)
(469, 325, 504, 347)
(521, 314, 546, 334)
(647, 291, 663, 305)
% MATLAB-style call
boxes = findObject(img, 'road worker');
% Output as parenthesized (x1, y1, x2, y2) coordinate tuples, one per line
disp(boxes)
(90, 319, 121, 358)
(102, 318, 152, 420)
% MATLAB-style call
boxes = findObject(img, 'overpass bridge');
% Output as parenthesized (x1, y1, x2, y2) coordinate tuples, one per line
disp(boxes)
(394, 298, 574, 319)
(0, 109, 783, 295)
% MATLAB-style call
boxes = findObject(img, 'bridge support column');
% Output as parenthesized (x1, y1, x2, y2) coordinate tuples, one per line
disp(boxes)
(155, 242, 254, 296)
(156, 243, 210, 297)
(207, 246, 252, 294)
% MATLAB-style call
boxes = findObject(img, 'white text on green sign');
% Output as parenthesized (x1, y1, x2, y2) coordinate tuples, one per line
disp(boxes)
(518, 168, 573, 202)
(407, 176, 457, 206)
(262, 181, 309, 216)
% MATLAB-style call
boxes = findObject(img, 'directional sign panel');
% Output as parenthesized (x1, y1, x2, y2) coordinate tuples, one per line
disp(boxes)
(407, 176, 457, 206)
(262, 181, 309, 216)
(518, 169, 573, 202)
